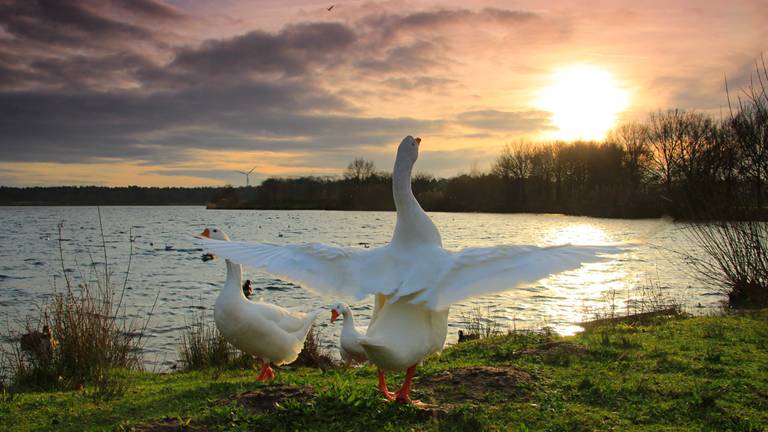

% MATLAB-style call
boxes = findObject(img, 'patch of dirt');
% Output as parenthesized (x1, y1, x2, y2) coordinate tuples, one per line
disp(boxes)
(134, 384, 314, 431)
(216, 383, 315, 412)
(416, 366, 533, 405)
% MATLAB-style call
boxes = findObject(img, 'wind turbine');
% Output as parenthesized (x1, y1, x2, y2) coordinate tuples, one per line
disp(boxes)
(236, 167, 256, 186)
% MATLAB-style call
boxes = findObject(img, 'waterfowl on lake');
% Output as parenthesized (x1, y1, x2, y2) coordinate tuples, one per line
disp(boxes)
(457, 330, 480, 343)
(20, 324, 56, 362)
(195, 136, 625, 404)
(198, 227, 320, 381)
(242, 279, 253, 298)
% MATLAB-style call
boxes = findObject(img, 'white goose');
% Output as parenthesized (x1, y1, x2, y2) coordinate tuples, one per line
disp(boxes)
(330, 303, 368, 368)
(330, 302, 395, 399)
(198, 227, 320, 381)
(195, 136, 624, 403)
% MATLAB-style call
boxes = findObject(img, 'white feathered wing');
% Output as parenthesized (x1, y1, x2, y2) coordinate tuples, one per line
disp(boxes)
(195, 238, 624, 311)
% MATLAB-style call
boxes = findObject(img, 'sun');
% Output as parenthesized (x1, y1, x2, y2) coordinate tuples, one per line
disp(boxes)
(535, 64, 629, 141)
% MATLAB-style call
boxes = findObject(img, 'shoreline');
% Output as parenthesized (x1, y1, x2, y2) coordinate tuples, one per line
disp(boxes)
(3, 311, 766, 431)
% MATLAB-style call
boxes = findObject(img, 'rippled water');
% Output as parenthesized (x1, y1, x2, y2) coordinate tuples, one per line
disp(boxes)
(0, 206, 721, 370)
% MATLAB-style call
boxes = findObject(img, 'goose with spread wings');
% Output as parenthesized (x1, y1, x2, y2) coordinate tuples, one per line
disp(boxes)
(196, 136, 625, 404)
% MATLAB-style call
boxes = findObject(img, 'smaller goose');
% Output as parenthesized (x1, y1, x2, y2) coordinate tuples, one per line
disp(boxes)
(331, 302, 393, 399)
(330, 303, 368, 367)
(199, 227, 320, 381)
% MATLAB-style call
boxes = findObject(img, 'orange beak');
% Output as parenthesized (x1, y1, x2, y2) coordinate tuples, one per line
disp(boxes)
(331, 309, 339, 323)
(199, 228, 210, 238)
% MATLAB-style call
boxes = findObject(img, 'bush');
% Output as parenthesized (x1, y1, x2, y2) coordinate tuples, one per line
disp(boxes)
(293, 325, 336, 370)
(1, 215, 152, 391)
(684, 220, 768, 309)
(459, 305, 502, 341)
(177, 308, 255, 370)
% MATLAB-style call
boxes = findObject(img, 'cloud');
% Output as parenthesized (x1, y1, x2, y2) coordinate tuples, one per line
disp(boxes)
(358, 7, 537, 44)
(0, 80, 442, 164)
(456, 110, 553, 132)
(114, 0, 185, 21)
(145, 168, 243, 181)
(382, 76, 458, 91)
(0, 0, 159, 48)
(170, 22, 357, 78)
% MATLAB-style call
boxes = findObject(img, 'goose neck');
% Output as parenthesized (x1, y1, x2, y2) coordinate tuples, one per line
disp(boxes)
(393, 157, 416, 211)
(340, 308, 358, 333)
(224, 259, 245, 300)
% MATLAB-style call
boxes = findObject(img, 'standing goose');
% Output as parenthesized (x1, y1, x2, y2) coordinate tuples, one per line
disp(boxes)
(198, 227, 320, 381)
(195, 136, 625, 403)
(330, 303, 368, 367)
(330, 302, 395, 399)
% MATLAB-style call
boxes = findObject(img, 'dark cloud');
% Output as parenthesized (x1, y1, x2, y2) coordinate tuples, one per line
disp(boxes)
(383, 76, 457, 91)
(24, 52, 156, 90)
(355, 40, 439, 73)
(114, 0, 184, 21)
(0, 81, 441, 163)
(456, 110, 553, 132)
(0, 0, 157, 48)
(170, 22, 357, 78)
(359, 7, 537, 44)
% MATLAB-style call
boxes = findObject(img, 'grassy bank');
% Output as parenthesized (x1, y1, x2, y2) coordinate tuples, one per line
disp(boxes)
(2, 311, 767, 431)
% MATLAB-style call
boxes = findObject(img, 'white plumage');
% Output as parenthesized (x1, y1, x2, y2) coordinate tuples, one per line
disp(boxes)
(199, 227, 319, 381)
(196, 136, 625, 402)
(330, 303, 368, 367)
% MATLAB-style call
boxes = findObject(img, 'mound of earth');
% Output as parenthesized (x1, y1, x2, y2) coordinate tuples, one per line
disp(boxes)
(216, 384, 315, 412)
(416, 366, 533, 405)
(134, 384, 314, 431)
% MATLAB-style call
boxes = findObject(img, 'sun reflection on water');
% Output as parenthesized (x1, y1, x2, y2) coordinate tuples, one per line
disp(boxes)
(544, 223, 611, 245)
(533, 223, 633, 334)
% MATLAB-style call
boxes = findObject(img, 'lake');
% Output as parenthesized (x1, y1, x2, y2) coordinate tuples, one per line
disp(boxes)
(0, 206, 720, 370)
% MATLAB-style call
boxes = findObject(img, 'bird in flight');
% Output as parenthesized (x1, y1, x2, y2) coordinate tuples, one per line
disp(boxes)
(327, 5, 334, 11)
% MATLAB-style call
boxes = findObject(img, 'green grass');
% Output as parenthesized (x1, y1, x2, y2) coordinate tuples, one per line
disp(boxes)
(2, 311, 767, 431)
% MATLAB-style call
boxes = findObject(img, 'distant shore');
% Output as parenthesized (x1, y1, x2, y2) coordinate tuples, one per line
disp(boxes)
(3, 185, 767, 221)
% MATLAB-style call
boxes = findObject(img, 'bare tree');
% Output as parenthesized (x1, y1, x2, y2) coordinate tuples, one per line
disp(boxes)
(728, 55, 768, 208)
(492, 141, 534, 180)
(647, 109, 687, 196)
(676, 111, 718, 188)
(608, 121, 651, 190)
(493, 141, 535, 204)
(344, 157, 376, 183)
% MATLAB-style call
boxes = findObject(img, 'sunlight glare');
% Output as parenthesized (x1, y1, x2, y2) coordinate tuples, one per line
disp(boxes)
(545, 223, 610, 245)
(536, 64, 629, 141)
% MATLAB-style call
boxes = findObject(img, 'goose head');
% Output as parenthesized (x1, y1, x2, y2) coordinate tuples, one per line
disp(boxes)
(199, 226, 230, 241)
(330, 302, 350, 322)
(395, 135, 421, 168)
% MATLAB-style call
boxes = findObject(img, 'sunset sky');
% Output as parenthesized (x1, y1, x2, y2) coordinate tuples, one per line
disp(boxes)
(1, 0, 766, 186)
